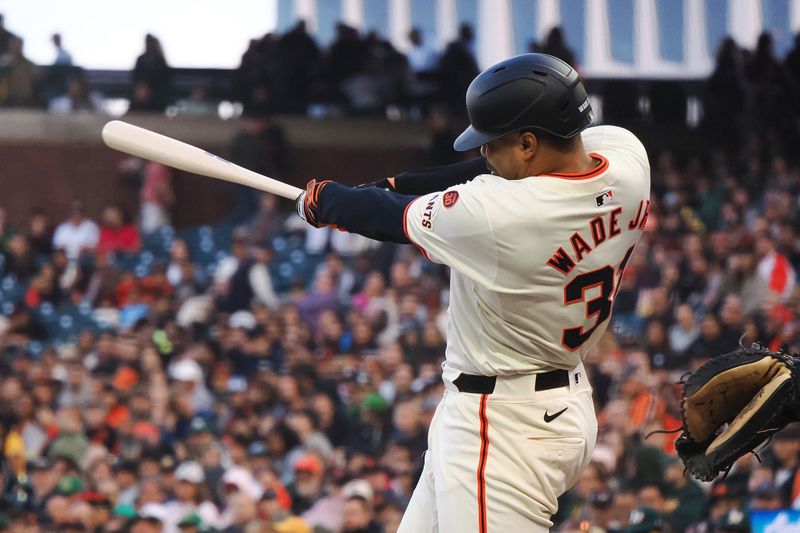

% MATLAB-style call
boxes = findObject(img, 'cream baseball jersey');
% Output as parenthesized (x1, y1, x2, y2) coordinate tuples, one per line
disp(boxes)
(404, 125, 651, 375)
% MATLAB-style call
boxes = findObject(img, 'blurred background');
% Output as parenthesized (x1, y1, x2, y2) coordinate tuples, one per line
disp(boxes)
(0, 1, 798, 532)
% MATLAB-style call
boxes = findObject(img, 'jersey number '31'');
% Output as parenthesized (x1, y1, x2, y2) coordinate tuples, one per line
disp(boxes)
(561, 246, 635, 351)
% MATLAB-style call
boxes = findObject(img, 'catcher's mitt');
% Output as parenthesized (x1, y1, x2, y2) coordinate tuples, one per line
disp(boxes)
(675, 342, 800, 481)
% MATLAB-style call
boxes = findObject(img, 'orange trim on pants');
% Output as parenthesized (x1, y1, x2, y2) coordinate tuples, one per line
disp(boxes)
(477, 394, 489, 533)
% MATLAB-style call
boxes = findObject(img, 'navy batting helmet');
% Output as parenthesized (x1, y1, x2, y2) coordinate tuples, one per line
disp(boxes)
(453, 53, 593, 152)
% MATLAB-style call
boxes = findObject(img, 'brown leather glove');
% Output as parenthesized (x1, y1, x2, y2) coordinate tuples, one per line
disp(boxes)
(675, 342, 800, 481)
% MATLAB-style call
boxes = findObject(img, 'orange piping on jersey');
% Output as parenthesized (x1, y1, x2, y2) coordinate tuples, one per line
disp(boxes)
(546, 153, 609, 180)
(402, 198, 431, 260)
(477, 394, 489, 533)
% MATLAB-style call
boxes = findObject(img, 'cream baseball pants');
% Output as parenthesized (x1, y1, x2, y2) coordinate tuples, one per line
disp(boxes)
(398, 363, 597, 532)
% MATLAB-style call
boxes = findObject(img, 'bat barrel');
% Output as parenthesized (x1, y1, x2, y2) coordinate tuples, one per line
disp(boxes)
(101, 120, 302, 200)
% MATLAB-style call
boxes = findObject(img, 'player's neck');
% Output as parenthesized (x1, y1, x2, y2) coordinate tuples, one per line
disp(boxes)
(528, 138, 596, 178)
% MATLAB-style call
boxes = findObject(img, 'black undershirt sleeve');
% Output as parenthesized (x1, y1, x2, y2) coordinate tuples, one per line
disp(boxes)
(391, 157, 488, 195)
(316, 182, 415, 244)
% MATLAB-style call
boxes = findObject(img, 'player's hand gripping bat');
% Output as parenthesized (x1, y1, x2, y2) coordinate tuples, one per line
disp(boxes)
(101, 120, 302, 200)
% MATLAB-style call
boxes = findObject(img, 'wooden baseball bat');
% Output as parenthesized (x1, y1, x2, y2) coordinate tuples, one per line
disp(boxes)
(101, 120, 302, 200)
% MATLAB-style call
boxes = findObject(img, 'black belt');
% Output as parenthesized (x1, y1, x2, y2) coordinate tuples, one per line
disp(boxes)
(452, 369, 570, 394)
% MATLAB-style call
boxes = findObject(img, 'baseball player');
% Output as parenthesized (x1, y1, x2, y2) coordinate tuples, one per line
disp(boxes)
(296, 53, 651, 531)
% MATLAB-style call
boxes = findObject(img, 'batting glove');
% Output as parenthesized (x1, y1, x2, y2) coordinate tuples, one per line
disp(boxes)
(296, 179, 332, 228)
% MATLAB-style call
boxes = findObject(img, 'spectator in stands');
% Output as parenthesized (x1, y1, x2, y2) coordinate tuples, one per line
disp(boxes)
(96, 204, 141, 256)
(131, 33, 171, 112)
(169, 461, 221, 529)
(287, 453, 325, 515)
(327, 23, 367, 90)
(213, 229, 249, 297)
(745, 32, 797, 152)
(129, 81, 157, 112)
(177, 513, 203, 533)
(247, 194, 284, 245)
(275, 21, 320, 114)
(48, 407, 89, 464)
(219, 241, 279, 312)
(667, 304, 699, 358)
(173, 85, 215, 116)
(751, 480, 784, 510)
(235, 34, 279, 115)
(293, 269, 340, 330)
(0, 36, 35, 107)
(389, 399, 426, 459)
(342, 33, 408, 115)
(342, 495, 381, 533)
(624, 506, 663, 533)
(0, 207, 15, 254)
(719, 294, 746, 338)
(643, 320, 672, 369)
(436, 24, 478, 114)
(716, 508, 750, 533)
(716, 247, 767, 316)
(406, 25, 437, 113)
(51, 33, 72, 66)
(541, 26, 577, 68)
(3, 234, 36, 278)
(166, 239, 200, 300)
(0, 14, 17, 56)
(786, 33, 800, 99)
(662, 457, 706, 530)
(84, 249, 122, 306)
(23, 262, 59, 307)
(52, 201, 99, 261)
(228, 114, 287, 223)
(407, 28, 437, 75)
(248, 241, 279, 310)
(686, 313, 734, 363)
(316, 253, 354, 305)
(426, 107, 461, 164)
(703, 37, 746, 154)
(130, 514, 163, 533)
(48, 73, 104, 113)
(26, 208, 53, 259)
(756, 234, 796, 302)
(139, 162, 174, 233)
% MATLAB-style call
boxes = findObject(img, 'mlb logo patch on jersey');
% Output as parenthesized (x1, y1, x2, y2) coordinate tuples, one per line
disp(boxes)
(595, 190, 613, 207)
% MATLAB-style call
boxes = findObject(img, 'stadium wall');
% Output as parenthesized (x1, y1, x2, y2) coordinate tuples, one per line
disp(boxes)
(0, 112, 430, 226)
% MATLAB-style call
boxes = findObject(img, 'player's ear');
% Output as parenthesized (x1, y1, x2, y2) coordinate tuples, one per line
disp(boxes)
(520, 131, 538, 158)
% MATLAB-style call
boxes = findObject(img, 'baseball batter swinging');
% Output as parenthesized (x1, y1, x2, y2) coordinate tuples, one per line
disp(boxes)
(296, 53, 651, 531)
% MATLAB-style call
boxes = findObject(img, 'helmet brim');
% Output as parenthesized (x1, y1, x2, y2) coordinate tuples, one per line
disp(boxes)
(452, 125, 505, 152)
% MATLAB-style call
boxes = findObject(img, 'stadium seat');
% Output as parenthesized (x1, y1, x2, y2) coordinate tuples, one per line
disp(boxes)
(272, 237, 287, 253)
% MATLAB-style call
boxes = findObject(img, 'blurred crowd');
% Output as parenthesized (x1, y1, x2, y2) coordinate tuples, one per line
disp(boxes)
(0, 122, 798, 533)
(703, 31, 800, 159)
(5, 6, 800, 160)
(0, 14, 577, 122)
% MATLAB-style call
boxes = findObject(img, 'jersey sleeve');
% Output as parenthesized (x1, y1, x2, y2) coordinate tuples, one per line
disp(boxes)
(404, 179, 499, 285)
(392, 157, 488, 195)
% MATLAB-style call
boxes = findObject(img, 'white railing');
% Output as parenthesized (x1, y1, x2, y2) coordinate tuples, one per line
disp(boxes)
(279, 0, 800, 79)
